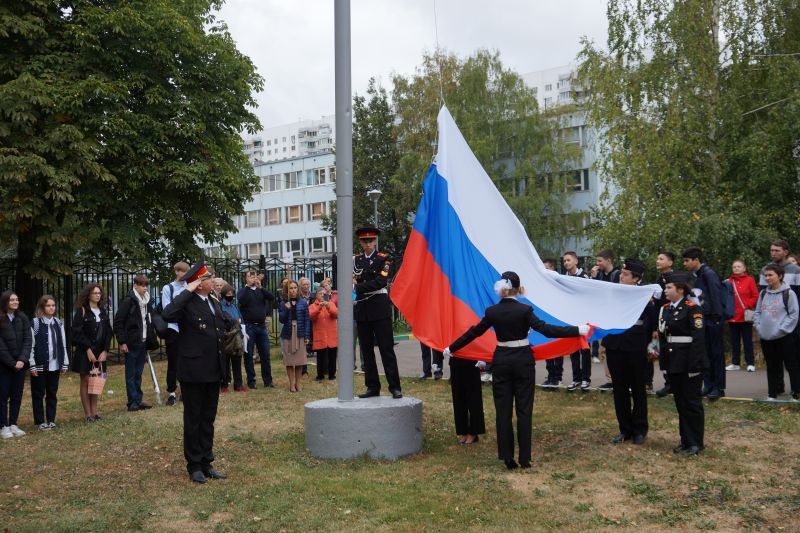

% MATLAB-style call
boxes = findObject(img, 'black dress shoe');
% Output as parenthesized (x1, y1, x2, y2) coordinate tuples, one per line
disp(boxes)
(519, 461, 531, 469)
(632, 434, 646, 445)
(610, 433, 630, 444)
(673, 444, 687, 454)
(505, 460, 519, 470)
(138, 402, 152, 409)
(166, 395, 177, 406)
(203, 467, 227, 480)
(391, 389, 403, 399)
(248, 383, 257, 390)
(358, 390, 380, 399)
(190, 471, 208, 484)
(707, 388, 725, 401)
(680, 445, 702, 455)
(656, 385, 672, 398)
(127, 403, 141, 412)
(433, 372, 443, 380)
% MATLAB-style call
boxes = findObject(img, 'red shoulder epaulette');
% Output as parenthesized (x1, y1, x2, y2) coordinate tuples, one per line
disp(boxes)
(685, 301, 697, 307)
(662, 302, 670, 308)
(377, 252, 389, 257)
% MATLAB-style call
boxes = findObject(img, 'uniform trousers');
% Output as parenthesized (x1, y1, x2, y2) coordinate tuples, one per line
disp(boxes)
(545, 357, 563, 382)
(31, 370, 61, 425)
(570, 348, 591, 382)
(760, 335, 800, 398)
(165, 329, 180, 394)
(703, 319, 725, 392)
(357, 318, 401, 392)
(669, 372, 704, 448)
(421, 343, 444, 376)
(182, 382, 220, 474)
(449, 360, 485, 436)
(606, 349, 648, 437)
(491, 347, 535, 464)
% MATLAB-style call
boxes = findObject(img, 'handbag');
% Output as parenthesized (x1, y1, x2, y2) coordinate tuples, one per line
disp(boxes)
(87, 362, 107, 396)
(731, 279, 754, 323)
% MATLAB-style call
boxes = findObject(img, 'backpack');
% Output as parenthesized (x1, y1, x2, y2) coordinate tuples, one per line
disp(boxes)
(759, 289, 790, 312)
(151, 283, 174, 339)
(720, 279, 736, 320)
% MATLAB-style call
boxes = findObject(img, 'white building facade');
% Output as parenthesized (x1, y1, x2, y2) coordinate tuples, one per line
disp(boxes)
(243, 115, 335, 165)
(521, 64, 607, 255)
(205, 152, 337, 260)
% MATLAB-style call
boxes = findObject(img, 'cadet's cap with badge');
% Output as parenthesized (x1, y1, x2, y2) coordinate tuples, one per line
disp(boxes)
(356, 226, 380, 240)
(663, 271, 692, 286)
(180, 258, 213, 283)
(622, 258, 646, 276)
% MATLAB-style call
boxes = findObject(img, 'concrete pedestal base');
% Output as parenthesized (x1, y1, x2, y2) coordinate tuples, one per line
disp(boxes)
(304, 396, 423, 460)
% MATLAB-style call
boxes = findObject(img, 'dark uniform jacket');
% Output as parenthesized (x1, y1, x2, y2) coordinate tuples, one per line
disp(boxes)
(602, 301, 656, 353)
(658, 297, 709, 374)
(162, 290, 226, 384)
(354, 250, 393, 322)
(450, 298, 579, 353)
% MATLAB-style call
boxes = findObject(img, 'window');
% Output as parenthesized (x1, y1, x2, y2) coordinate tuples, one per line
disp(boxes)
(232, 215, 240, 229)
(283, 147, 287, 153)
(309, 202, 325, 221)
(308, 237, 326, 254)
(265, 241, 281, 258)
(265, 207, 281, 225)
(284, 171, 301, 189)
(544, 83, 552, 91)
(287, 205, 303, 223)
(291, 145, 295, 151)
(263, 174, 283, 192)
(543, 97, 552, 108)
(254, 141, 263, 148)
(267, 140, 271, 146)
(244, 210, 260, 228)
(246, 243, 261, 259)
(329, 166, 336, 182)
(286, 239, 303, 257)
(282, 137, 286, 142)
(267, 150, 271, 155)
(291, 135, 296, 143)
(307, 167, 326, 185)
(572, 169, 590, 191)
(274, 138, 278, 144)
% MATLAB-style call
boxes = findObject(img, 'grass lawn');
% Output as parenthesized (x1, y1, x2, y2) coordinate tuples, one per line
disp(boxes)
(1, 352, 799, 532)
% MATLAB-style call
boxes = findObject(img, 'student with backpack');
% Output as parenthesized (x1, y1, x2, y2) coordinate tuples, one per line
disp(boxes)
(29, 295, 69, 430)
(160, 262, 190, 406)
(754, 263, 800, 400)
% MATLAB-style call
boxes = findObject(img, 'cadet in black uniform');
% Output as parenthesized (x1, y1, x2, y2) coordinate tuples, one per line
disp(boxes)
(658, 271, 709, 455)
(444, 272, 589, 469)
(162, 260, 229, 483)
(353, 227, 402, 399)
(602, 259, 655, 445)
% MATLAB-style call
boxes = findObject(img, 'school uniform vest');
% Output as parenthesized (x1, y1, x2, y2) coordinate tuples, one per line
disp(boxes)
(32, 318, 66, 369)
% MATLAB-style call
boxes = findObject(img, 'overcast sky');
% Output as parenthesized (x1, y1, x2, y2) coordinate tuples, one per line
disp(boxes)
(216, 0, 609, 129)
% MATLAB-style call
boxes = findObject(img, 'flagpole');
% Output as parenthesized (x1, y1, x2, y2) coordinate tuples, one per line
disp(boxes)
(334, 0, 354, 401)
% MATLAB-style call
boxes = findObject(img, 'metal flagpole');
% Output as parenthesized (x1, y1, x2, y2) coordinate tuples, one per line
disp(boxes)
(334, 0, 354, 401)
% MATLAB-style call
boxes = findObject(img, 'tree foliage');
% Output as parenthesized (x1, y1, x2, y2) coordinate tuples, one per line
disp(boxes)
(579, 0, 800, 276)
(0, 0, 263, 309)
(390, 49, 582, 258)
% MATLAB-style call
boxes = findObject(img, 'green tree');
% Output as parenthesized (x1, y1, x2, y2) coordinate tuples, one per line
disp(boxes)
(579, 0, 799, 276)
(0, 0, 262, 310)
(322, 79, 402, 253)
(392, 50, 582, 259)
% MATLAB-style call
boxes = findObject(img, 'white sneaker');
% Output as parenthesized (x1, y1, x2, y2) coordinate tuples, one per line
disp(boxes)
(0, 426, 12, 439)
(580, 380, 591, 392)
(38, 423, 51, 431)
(9, 425, 25, 437)
(725, 364, 740, 371)
(765, 397, 777, 401)
(746, 365, 756, 372)
(480, 372, 493, 383)
(592, 357, 601, 364)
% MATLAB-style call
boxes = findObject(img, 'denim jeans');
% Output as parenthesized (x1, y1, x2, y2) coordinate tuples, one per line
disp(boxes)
(245, 323, 273, 385)
(124, 343, 148, 406)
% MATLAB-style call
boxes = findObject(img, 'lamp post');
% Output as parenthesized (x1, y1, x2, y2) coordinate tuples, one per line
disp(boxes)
(367, 188, 381, 247)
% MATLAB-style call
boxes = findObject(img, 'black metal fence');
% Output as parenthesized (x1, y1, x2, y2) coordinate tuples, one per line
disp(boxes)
(0, 257, 334, 363)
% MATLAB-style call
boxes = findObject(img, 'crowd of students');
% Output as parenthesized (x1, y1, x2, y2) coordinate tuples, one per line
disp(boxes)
(0, 264, 342, 439)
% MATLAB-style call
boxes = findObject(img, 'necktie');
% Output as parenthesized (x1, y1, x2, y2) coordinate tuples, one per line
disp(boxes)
(49, 322, 57, 362)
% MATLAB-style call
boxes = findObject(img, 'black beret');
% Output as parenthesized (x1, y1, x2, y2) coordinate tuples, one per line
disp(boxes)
(664, 271, 692, 285)
(622, 258, 646, 276)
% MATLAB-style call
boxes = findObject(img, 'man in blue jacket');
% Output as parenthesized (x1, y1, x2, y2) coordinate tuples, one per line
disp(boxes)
(683, 247, 725, 400)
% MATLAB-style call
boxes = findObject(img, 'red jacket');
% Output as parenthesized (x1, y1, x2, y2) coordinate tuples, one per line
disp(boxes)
(727, 273, 758, 323)
(309, 298, 338, 349)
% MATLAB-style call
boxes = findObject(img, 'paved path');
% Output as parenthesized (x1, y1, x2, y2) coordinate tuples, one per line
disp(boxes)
(347, 339, 795, 402)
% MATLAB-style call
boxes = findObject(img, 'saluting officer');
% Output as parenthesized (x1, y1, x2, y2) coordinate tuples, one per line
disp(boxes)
(353, 226, 402, 399)
(658, 271, 709, 455)
(602, 259, 655, 445)
(161, 259, 229, 483)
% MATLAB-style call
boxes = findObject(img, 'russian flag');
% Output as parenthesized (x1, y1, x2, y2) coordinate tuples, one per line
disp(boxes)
(391, 107, 659, 362)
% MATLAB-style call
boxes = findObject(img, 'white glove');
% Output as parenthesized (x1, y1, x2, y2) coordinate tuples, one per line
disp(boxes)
(475, 360, 487, 370)
(578, 324, 590, 336)
(443, 347, 451, 358)
(652, 287, 663, 299)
